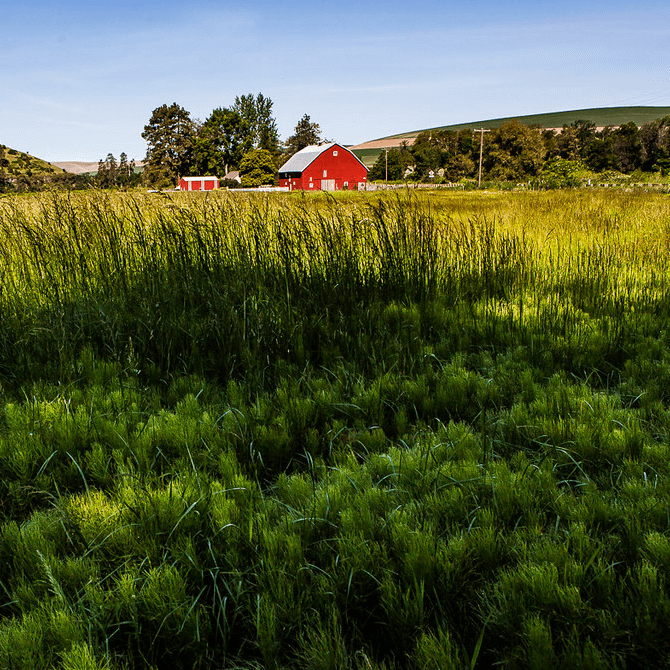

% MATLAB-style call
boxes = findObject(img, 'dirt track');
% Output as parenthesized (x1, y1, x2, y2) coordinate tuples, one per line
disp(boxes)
(348, 137, 416, 151)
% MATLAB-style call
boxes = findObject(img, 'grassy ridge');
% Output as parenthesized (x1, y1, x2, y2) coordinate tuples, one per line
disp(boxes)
(0, 144, 61, 176)
(377, 105, 670, 140)
(1, 189, 670, 668)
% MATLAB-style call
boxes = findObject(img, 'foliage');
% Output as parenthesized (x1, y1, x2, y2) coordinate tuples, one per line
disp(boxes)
(365, 113, 670, 184)
(284, 114, 322, 159)
(142, 102, 195, 187)
(239, 148, 277, 186)
(96, 152, 139, 189)
(484, 120, 546, 181)
(368, 145, 414, 181)
(232, 93, 280, 154)
(2, 189, 670, 668)
(640, 115, 670, 173)
(141, 94, 279, 187)
(193, 107, 251, 177)
(0, 145, 8, 189)
(538, 157, 589, 189)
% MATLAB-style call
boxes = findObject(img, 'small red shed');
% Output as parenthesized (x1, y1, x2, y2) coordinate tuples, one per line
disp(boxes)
(179, 176, 219, 191)
(278, 143, 368, 191)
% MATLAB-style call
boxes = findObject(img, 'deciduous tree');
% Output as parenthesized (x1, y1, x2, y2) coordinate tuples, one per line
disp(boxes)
(611, 122, 644, 173)
(239, 149, 277, 187)
(142, 103, 195, 187)
(368, 145, 413, 181)
(640, 115, 670, 173)
(232, 93, 280, 154)
(484, 120, 545, 181)
(193, 108, 251, 176)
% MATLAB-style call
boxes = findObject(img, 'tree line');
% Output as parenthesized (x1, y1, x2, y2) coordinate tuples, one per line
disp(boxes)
(96, 152, 141, 188)
(369, 116, 670, 184)
(141, 95, 322, 188)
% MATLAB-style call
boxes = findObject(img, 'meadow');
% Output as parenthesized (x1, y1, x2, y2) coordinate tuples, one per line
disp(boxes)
(1, 187, 670, 669)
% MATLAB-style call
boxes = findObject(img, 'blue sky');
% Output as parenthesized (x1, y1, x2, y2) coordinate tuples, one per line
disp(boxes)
(3, 0, 669, 162)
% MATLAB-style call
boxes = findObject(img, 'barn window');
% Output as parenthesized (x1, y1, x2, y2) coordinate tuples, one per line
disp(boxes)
(323, 170, 328, 178)
(309, 176, 312, 182)
(309, 183, 314, 188)
(333, 150, 338, 156)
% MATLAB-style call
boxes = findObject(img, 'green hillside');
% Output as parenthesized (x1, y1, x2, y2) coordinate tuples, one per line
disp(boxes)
(350, 106, 670, 169)
(0, 143, 62, 177)
(383, 106, 670, 140)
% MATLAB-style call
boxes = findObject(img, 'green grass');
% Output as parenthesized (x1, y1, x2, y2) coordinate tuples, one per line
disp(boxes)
(1, 188, 670, 668)
(349, 148, 383, 168)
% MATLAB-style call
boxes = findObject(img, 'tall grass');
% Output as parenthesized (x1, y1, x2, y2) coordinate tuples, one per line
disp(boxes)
(1, 188, 670, 668)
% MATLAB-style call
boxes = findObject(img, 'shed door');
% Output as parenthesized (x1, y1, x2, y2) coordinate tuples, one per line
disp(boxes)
(320, 179, 336, 191)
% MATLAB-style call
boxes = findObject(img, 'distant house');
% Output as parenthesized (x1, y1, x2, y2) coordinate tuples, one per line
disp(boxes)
(223, 170, 241, 184)
(278, 143, 368, 191)
(178, 176, 219, 191)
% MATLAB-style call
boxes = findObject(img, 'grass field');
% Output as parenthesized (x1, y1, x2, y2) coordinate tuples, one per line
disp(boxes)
(1, 187, 670, 669)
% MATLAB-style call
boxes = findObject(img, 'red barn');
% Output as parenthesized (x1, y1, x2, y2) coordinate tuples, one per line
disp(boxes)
(278, 143, 368, 191)
(179, 176, 219, 191)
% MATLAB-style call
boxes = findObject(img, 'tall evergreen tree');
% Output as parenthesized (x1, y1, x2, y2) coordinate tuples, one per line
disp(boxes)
(118, 152, 129, 186)
(142, 103, 195, 187)
(96, 154, 117, 188)
(284, 114, 322, 158)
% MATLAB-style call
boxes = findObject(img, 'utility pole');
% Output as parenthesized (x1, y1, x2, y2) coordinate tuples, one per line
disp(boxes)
(474, 128, 490, 188)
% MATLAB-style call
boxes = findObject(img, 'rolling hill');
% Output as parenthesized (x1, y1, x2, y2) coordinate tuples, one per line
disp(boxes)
(52, 161, 102, 175)
(0, 144, 63, 176)
(350, 106, 670, 167)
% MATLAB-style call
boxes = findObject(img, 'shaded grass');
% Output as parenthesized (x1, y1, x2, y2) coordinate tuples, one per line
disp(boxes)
(1, 189, 670, 668)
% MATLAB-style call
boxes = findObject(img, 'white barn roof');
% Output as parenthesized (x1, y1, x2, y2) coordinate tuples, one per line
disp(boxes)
(278, 143, 367, 174)
(278, 143, 337, 173)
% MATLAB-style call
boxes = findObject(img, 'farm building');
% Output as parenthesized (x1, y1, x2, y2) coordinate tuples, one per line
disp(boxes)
(179, 176, 219, 191)
(278, 143, 368, 191)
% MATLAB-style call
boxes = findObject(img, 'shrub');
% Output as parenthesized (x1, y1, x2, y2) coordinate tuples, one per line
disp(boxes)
(239, 149, 276, 187)
(539, 157, 588, 188)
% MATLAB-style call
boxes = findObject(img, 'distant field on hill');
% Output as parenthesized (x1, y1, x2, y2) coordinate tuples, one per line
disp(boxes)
(350, 106, 670, 168)
(383, 106, 670, 140)
(53, 160, 145, 175)
(53, 161, 102, 175)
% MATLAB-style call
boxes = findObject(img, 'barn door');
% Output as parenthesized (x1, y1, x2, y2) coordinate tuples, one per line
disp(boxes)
(320, 179, 336, 191)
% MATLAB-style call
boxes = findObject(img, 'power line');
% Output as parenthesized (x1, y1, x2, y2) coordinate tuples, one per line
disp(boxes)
(473, 128, 491, 188)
